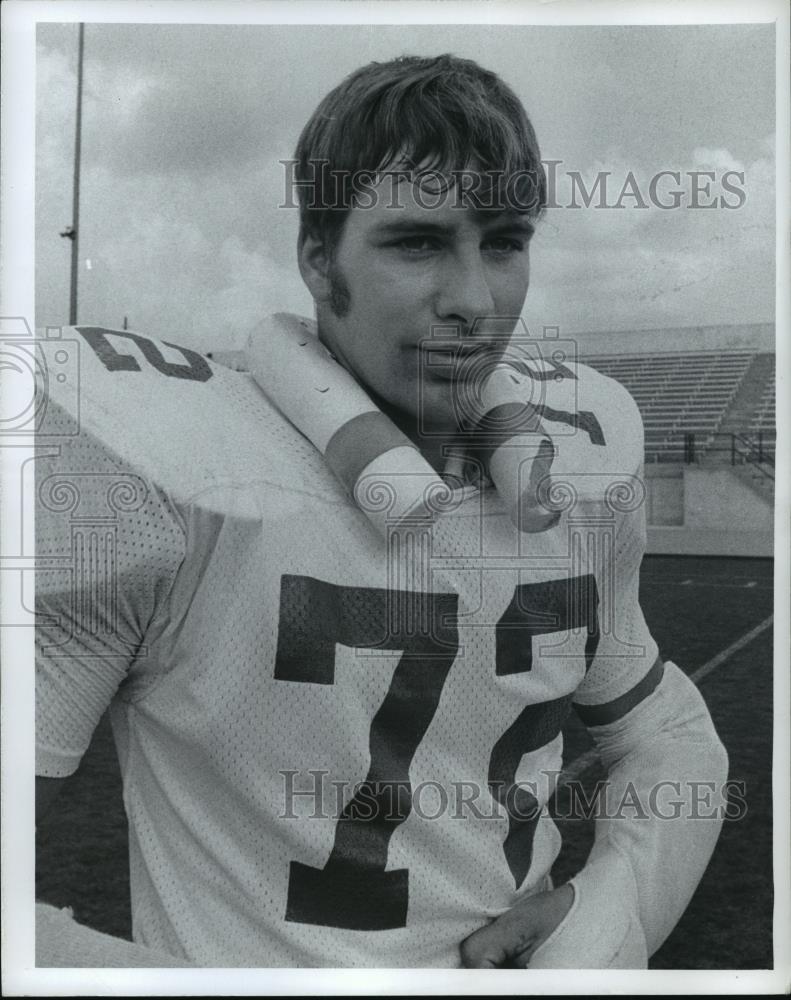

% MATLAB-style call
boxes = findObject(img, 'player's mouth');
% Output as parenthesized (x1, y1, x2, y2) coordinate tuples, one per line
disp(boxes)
(417, 342, 504, 381)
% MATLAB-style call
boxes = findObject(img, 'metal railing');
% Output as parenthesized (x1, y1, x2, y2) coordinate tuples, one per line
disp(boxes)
(705, 431, 775, 476)
(646, 431, 775, 478)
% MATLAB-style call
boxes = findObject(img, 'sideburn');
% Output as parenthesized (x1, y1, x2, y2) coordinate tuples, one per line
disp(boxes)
(328, 259, 352, 317)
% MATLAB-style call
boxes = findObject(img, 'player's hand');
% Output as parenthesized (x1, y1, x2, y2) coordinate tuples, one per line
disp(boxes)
(459, 883, 575, 969)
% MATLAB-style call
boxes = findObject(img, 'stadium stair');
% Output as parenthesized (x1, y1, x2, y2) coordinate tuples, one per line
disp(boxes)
(715, 352, 775, 443)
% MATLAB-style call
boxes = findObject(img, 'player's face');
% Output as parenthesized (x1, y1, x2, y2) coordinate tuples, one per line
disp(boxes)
(313, 174, 534, 435)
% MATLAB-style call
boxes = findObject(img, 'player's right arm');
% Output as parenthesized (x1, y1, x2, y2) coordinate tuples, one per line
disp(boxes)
(35, 588, 195, 970)
(35, 406, 188, 967)
(35, 554, 192, 968)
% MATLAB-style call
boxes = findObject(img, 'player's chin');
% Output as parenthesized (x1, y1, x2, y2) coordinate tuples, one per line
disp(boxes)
(412, 391, 464, 437)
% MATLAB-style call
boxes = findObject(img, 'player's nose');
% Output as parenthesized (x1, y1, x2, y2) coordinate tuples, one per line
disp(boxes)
(435, 250, 496, 330)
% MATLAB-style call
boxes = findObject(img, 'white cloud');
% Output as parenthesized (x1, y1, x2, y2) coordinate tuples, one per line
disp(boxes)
(525, 143, 774, 335)
(691, 147, 745, 172)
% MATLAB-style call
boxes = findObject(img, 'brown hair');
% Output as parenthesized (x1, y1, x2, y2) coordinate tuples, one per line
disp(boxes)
(293, 54, 547, 251)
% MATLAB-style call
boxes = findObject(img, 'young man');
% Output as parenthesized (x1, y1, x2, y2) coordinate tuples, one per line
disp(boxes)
(36, 54, 727, 968)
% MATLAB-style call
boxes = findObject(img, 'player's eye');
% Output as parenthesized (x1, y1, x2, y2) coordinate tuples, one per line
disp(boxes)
(483, 236, 526, 256)
(394, 235, 442, 255)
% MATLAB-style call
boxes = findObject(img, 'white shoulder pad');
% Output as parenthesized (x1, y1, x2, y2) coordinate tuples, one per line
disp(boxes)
(535, 360, 644, 484)
(36, 324, 331, 509)
(480, 357, 645, 518)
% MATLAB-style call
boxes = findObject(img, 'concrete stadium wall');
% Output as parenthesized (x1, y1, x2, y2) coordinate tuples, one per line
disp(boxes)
(569, 322, 774, 357)
(644, 465, 684, 526)
(644, 464, 773, 557)
(646, 526, 773, 557)
(684, 467, 773, 532)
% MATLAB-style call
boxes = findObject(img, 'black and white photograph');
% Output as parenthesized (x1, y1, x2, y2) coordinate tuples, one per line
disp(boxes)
(1, 0, 789, 994)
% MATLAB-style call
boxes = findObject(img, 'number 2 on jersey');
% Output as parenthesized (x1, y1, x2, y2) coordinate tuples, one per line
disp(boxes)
(275, 572, 599, 930)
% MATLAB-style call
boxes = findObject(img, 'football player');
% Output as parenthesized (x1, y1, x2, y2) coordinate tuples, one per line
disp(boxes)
(35, 54, 728, 968)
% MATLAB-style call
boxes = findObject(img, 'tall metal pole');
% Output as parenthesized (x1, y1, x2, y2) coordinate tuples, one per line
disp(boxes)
(68, 23, 85, 325)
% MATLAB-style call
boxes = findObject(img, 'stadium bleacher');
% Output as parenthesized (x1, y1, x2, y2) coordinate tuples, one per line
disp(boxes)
(584, 350, 775, 463)
(751, 370, 776, 435)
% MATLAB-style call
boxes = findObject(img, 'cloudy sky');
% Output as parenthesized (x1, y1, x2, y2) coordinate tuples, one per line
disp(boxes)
(36, 20, 776, 353)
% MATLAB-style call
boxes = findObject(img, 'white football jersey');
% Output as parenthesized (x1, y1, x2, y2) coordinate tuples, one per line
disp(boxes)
(36, 325, 658, 967)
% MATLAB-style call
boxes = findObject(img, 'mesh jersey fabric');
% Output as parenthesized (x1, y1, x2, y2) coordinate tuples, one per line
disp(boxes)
(36, 325, 657, 967)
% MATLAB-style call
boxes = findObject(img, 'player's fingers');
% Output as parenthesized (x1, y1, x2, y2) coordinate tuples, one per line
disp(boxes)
(459, 924, 506, 968)
(459, 912, 540, 969)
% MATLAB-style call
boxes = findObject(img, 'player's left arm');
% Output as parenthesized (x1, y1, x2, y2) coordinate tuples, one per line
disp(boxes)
(462, 372, 728, 968)
(551, 649, 729, 968)
(462, 512, 728, 970)
(543, 370, 728, 965)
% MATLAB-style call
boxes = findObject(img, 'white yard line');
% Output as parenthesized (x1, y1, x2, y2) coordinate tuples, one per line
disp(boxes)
(559, 614, 774, 786)
(688, 614, 773, 685)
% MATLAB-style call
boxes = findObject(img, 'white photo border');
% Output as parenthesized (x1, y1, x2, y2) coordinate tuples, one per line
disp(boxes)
(2, 0, 789, 995)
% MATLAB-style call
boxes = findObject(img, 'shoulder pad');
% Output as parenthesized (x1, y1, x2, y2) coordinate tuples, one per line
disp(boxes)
(481, 357, 644, 515)
(515, 359, 644, 482)
(36, 325, 333, 508)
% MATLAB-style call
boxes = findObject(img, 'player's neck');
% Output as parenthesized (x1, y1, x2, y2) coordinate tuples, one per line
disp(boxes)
(369, 390, 464, 480)
(314, 321, 465, 480)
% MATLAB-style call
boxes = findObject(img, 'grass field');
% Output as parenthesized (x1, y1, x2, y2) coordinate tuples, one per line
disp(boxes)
(36, 555, 775, 969)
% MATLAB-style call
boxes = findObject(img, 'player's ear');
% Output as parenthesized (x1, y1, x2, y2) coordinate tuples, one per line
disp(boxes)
(298, 233, 332, 304)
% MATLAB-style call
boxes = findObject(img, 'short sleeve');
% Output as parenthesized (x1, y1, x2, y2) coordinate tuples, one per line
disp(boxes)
(35, 426, 186, 778)
(571, 476, 660, 718)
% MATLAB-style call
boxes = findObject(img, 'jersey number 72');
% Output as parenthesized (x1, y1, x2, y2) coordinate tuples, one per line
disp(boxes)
(274, 572, 599, 930)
